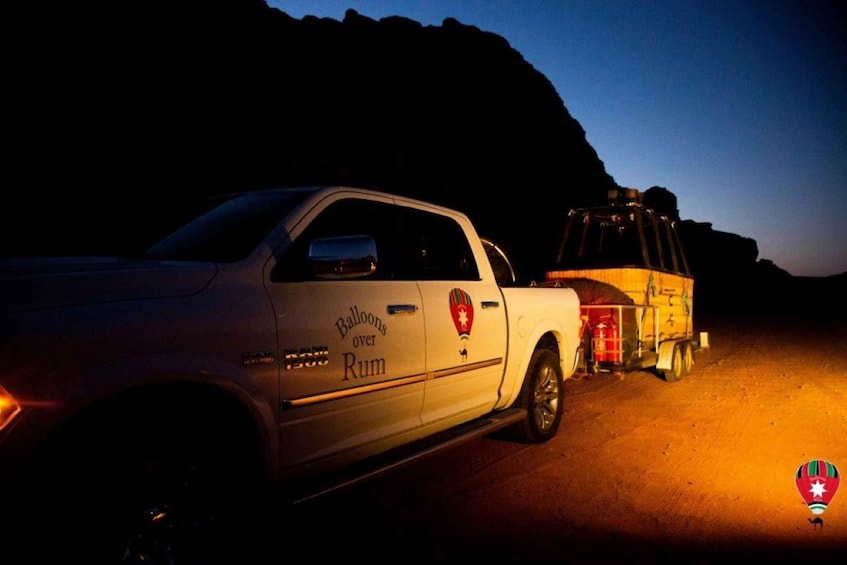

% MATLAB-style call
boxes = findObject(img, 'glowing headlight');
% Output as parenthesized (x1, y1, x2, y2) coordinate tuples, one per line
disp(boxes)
(0, 384, 22, 431)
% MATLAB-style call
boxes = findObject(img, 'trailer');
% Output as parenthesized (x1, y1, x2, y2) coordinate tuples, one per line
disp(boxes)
(543, 187, 709, 381)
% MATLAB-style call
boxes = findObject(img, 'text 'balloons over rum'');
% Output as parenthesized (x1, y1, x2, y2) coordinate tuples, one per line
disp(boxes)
(795, 459, 840, 515)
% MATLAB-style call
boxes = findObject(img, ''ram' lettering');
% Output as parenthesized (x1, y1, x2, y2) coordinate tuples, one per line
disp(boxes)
(342, 352, 386, 380)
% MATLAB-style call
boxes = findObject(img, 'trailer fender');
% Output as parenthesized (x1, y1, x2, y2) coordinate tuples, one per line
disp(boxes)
(656, 340, 680, 371)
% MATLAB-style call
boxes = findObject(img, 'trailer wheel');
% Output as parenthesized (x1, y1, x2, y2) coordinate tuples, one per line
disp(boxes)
(508, 348, 564, 444)
(662, 342, 687, 382)
(682, 341, 695, 375)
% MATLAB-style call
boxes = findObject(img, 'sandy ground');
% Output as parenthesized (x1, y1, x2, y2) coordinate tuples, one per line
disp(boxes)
(281, 311, 847, 564)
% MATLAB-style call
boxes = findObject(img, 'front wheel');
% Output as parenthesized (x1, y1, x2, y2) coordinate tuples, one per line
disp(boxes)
(508, 348, 565, 443)
(17, 391, 266, 565)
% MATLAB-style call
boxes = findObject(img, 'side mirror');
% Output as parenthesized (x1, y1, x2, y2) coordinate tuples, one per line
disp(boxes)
(308, 235, 378, 279)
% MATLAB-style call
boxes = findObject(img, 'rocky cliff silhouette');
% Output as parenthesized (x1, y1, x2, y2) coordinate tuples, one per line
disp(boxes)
(4, 0, 843, 313)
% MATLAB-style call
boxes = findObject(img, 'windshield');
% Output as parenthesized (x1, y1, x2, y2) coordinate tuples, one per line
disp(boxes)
(1, 188, 320, 262)
(145, 188, 318, 262)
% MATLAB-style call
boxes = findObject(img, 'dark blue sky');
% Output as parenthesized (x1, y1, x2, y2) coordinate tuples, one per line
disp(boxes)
(269, 0, 846, 277)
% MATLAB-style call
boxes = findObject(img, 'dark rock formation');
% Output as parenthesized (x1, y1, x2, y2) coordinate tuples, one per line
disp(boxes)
(4, 0, 839, 312)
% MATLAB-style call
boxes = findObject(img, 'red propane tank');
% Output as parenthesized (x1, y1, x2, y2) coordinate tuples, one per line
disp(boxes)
(606, 318, 622, 363)
(593, 322, 607, 362)
(592, 317, 622, 363)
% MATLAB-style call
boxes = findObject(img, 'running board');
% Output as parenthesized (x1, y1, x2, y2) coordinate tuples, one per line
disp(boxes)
(288, 408, 526, 505)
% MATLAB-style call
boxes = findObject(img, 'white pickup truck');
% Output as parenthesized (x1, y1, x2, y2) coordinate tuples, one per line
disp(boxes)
(0, 186, 581, 563)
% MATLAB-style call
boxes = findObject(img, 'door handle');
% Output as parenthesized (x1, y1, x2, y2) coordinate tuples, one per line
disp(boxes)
(387, 304, 419, 315)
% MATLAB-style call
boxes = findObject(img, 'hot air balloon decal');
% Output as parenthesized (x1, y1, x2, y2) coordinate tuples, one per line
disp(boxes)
(795, 459, 840, 516)
(448, 288, 474, 340)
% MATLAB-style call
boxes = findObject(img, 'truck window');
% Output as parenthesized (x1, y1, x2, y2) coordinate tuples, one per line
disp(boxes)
(272, 199, 479, 282)
(273, 198, 402, 281)
(398, 207, 480, 281)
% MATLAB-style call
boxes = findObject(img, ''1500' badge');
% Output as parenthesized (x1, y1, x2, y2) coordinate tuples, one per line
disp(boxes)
(283, 346, 330, 370)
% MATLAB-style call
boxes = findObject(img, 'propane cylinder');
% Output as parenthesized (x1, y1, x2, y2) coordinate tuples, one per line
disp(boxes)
(606, 318, 622, 363)
(593, 317, 623, 363)
(593, 322, 607, 362)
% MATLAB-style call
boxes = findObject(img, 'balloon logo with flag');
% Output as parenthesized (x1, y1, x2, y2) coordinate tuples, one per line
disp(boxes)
(795, 459, 840, 515)
(448, 288, 474, 339)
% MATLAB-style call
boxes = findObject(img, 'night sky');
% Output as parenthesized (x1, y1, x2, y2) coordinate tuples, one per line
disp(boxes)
(269, 0, 846, 278)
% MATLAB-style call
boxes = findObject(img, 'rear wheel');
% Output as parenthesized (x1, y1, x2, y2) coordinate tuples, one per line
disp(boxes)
(509, 348, 564, 443)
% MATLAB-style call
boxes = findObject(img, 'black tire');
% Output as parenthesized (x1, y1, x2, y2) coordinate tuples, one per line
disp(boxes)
(18, 390, 265, 564)
(508, 348, 564, 443)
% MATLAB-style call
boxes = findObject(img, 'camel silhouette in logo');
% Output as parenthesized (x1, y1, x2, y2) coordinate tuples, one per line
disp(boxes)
(459, 347, 467, 361)
(809, 517, 824, 529)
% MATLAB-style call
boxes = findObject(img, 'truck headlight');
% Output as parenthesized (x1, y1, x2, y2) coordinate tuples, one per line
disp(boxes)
(0, 384, 22, 431)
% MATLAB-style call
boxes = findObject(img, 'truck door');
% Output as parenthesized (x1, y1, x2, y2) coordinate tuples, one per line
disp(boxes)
(400, 209, 509, 426)
(266, 196, 426, 472)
